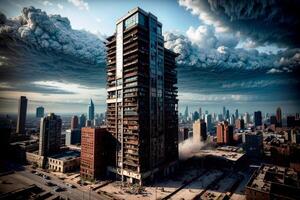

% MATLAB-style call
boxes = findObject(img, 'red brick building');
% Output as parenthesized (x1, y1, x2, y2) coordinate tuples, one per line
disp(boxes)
(80, 127, 114, 180)
(217, 121, 233, 145)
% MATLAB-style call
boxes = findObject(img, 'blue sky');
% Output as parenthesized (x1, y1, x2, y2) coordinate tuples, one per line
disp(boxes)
(0, 0, 299, 115)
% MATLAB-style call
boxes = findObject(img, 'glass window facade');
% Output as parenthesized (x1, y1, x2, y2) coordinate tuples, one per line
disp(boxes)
(124, 13, 147, 30)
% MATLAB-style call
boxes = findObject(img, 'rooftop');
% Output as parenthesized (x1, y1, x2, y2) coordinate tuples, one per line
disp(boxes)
(246, 164, 300, 199)
(49, 150, 80, 161)
(193, 148, 245, 162)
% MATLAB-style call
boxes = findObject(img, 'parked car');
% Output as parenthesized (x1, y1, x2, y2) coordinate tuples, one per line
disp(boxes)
(66, 183, 76, 188)
(43, 174, 50, 180)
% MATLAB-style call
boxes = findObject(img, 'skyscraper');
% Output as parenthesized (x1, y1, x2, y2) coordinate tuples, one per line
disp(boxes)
(244, 112, 250, 125)
(226, 109, 230, 120)
(39, 113, 62, 157)
(254, 111, 262, 127)
(205, 114, 212, 131)
(36, 106, 44, 118)
(79, 114, 86, 128)
(223, 106, 226, 119)
(235, 119, 245, 130)
(276, 107, 282, 127)
(235, 109, 239, 119)
(106, 7, 178, 185)
(184, 106, 189, 121)
(88, 99, 95, 121)
(71, 115, 79, 130)
(193, 111, 199, 121)
(270, 115, 277, 125)
(217, 121, 233, 145)
(193, 119, 207, 143)
(16, 96, 27, 134)
(199, 107, 202, 119)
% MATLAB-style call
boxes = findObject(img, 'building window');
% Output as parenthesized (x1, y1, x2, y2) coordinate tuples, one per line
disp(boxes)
(124, 13, 138, 29)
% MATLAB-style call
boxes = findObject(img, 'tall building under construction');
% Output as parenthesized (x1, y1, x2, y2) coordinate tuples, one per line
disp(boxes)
(106, 7, 178, 185)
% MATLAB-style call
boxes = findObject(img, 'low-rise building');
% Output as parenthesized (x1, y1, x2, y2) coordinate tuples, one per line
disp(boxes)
(48, 150, 80, 173)
(245, 164, 300, 200)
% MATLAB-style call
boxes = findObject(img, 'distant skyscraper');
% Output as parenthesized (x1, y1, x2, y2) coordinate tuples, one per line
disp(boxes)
(85, 120, 92, 127)
(235, 109, 239, 119)
(205, 114, 212, 131)
(71, 115, 79, 130)
(276, 107, 282, 127)
(88, 99, 95, 120)
(270, 115, 277, 125)
(39, 113, 62, 157)
(193, 119, 207, 143)
(235, 119, 245, 130)
(36, 106, 44, 118)
(217, 121, 233, 145)
(79, 114, 86, 128)
(287, 116, 296, 128)
(244, 112, 250, 124)
(199, 107, 202, 119)
(217, 114, 223, 122)
(193, 111, 199, 121)
(229, 114, 235, 125)
(223, 106, 226, 119)
(184, 106, 189, 121)
(226, 109, 230, 120)
(254, 111, 262, 127)
(16, 96, 27, 134)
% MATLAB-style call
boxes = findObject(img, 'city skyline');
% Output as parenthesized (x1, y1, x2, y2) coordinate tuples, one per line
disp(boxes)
(1, 0, 300, 114)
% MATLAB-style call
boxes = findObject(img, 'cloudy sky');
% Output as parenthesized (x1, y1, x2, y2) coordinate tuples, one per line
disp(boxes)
(0, 0, 299, 115)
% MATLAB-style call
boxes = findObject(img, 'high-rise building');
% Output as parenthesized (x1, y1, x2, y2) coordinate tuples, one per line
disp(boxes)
(85, 120, 92, 127)
(287, 116, 296, 128)
(296, 113, 300, 120)
(223, 106, 226, 119)
(199, 107, 202, 119)
(244, 112, 250, 125)
(105, 7, 178, 185)
(226, 109, 230, 120)
(205, 114, 212, 131)
(276, 107, 282, 127)
(80, 127, 113, 180)
(193, 119, 207, 143)
(36, 106, 44, 118)
(71, 115, 79, 130)
(235, 119, 245, 130)
(16, 96, 27, 134)
(229, 114, 235, 125)
(193, 111, 199, 121)
(270, 115, 277, 125)
(254, 111, 262, 127)
(88, 99, 95, 121)
(184, 106, 189, 121)
(39, 113, 62, 157)
(235, 109, 238, 119)
(79, 114, 86, 128)
(217, 121, 233, 145)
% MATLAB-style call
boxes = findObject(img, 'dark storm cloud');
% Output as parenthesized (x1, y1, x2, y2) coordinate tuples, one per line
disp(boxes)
(179, 0, 300, 48)
(0, 6, 107, 94)
(0, 6, 106, 64)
